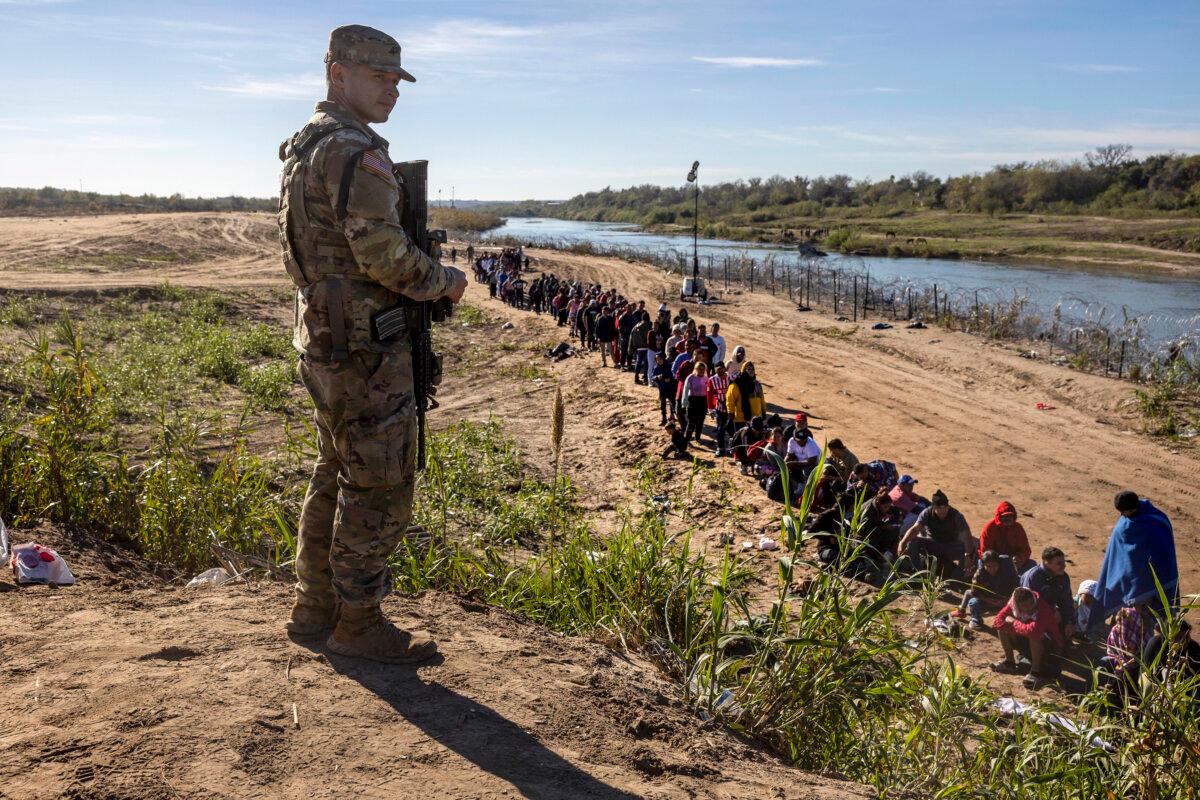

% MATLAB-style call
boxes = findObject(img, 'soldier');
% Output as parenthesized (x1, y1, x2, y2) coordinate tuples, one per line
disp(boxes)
(278, 24, 467, 663)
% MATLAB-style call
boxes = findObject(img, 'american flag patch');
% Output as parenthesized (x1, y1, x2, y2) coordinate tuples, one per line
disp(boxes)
(360, 149, 394, 182)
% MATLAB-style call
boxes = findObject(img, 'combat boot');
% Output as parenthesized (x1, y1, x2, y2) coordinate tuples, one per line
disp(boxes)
(326, 605, 439, 664)
(286, 598, 340, 638)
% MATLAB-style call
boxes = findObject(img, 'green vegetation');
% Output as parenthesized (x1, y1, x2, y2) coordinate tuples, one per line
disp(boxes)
(494, 148, 1200, 225)
(0, 186, 274, 216)
(484, 148, 1200, 262)
(1134, 359, 1199, 438)
(0, 314, 303, 571)
(429, 207, 505, 233)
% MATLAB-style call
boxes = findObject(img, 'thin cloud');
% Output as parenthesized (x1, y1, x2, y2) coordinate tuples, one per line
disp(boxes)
(1062, 63, 1141, 73)
(203, 74, 324, 100)
(693, 56, 823, 68)
(405, 20, 545, 59)
(58, 113, 164, 126)
(872, 86, 902, 93)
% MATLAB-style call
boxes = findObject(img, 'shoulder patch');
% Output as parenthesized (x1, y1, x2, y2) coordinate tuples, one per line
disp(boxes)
(360, 149, 396, 184)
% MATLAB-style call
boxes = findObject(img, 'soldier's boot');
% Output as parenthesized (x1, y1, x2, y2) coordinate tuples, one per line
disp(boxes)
(326, 605, 439, 664)
(286, 598, 340, 638)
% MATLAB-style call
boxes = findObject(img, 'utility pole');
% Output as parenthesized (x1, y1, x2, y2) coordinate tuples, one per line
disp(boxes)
(686, 161, 700, 280)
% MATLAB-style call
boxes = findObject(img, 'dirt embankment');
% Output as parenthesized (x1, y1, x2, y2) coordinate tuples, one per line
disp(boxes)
(0, 527, 866, 800)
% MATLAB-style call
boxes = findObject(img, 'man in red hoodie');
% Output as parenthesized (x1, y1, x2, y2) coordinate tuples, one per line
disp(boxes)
(992, 586, 1064, 689)
(977, 500, 1033, 574)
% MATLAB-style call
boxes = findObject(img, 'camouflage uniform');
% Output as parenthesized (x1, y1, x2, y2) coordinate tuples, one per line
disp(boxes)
(279, 33, 454, 610)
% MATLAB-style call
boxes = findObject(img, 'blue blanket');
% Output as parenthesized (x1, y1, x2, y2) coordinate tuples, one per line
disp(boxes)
(1095, 499, 1178, 616)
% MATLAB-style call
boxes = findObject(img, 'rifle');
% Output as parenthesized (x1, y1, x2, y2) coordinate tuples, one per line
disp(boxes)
(387, 159, 453, 471)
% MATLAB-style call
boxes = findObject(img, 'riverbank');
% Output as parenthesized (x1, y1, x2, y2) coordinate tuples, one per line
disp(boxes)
(606, 210, 1200, 274)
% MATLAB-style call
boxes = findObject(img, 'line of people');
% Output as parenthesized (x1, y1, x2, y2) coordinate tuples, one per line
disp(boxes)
(482, 263, 1188, 698)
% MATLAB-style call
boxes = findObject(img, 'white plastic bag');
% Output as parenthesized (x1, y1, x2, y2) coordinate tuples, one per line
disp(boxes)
(10, 542, 76, 586)
(186, 567, 231, 588)
(0, 516, 8, 562)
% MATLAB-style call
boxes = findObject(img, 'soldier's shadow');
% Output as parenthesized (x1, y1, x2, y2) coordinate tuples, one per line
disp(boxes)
(311, 646, 641, 799)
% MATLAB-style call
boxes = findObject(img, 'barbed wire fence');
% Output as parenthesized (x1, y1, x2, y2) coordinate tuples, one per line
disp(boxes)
(472, 231, 1195, 382)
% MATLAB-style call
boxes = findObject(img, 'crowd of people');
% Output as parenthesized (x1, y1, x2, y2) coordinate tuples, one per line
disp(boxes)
(473, 253, 1192, 698)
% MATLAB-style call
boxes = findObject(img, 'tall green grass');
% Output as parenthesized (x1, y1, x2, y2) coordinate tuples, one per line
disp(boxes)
(394, 430, 1200, 799)
(0, 313, 301, 571)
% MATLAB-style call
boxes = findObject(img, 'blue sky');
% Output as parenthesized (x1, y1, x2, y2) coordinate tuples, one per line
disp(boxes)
(1, 0, 1198, 200)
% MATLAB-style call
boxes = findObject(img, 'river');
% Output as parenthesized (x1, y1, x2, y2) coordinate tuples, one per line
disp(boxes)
(483, 217, 1200, 353)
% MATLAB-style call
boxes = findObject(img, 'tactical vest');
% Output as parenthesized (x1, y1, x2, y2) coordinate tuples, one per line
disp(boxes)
(278, 114, 406, 361)
(277, 115, 371, 288)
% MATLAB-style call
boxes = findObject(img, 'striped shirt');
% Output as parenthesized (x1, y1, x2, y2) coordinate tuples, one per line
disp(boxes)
(708, 373, 731, 411)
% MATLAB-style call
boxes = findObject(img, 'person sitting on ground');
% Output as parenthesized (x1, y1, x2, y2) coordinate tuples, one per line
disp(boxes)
(726, 362, 766, 429)
(993, 586, 1065, 689)
(1142, 620, 1200, 699)
(1107, 605, 1149, 683)
(844, 462, 874, 502)
(977, 501, 1034, 574)
(1021, 546, 1077, 643)
(887, 475, 927, 531)
(727, 345, 747, 379)
(781, 412, 812, 443)
(897, 490, 974, 581)
(953, 550, 1020, 631)
(731, 417, 767, 475)
(814, 489, 897, 582)
(1073, 580, 1107, 643)
(661, 421, 690, 460)
(757, 426, 788, 477)
(1095, 490, 1179, 621)
(824, 439, 858, 480)
(683, 362, 711, 443)
(785, 427, 822, 480)
(594, 305, 617, 367)
(650, 353, 677, 426)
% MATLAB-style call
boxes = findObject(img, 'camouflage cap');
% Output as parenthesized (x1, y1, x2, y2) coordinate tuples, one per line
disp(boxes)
(325, 24, 416, 83)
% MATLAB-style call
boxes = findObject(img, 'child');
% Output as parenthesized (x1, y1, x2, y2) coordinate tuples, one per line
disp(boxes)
(953, 550, 1019, 630)
(1074, 579, 1106, 643)
(992, 586, 1064, 690)
(661, 421, 690, 460)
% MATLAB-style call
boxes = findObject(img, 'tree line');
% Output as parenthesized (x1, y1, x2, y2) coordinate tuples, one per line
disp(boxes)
(490, 147, 1200, 225)
(0, 186, 275, 216)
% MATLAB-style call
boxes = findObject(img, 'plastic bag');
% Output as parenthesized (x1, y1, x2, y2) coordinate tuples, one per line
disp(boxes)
(0, 516, 8, 562)
(10, 542, 76, 586)
(186, 567, 231, 588)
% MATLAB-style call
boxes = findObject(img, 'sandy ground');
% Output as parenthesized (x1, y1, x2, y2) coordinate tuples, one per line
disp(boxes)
(0, 527, 866, 800)
(1, 211, 1197, 793)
